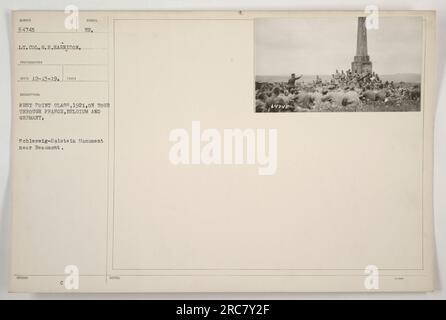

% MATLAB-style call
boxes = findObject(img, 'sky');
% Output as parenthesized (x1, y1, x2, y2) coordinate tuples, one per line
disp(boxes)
(255, 16, 423, 76)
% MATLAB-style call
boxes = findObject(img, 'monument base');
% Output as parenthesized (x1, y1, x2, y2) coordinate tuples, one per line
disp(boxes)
(351, 55, 372, 73)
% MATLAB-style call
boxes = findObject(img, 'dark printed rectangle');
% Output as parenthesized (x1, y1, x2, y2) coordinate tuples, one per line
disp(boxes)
(255, 16, 422, 112)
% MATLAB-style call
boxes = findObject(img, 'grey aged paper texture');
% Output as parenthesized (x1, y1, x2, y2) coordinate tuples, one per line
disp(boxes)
(10, 10, 436, 292)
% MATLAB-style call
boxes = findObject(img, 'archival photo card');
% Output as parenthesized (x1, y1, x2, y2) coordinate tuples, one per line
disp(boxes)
(255, 16, 423, 112)
(9, 10, 435, 293)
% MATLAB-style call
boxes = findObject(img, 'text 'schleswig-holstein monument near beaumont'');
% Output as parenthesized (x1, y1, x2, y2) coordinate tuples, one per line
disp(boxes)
(351, 17, 373, 74)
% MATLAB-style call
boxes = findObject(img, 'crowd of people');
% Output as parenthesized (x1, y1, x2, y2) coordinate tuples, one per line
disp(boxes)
(255, 70, 421, 112)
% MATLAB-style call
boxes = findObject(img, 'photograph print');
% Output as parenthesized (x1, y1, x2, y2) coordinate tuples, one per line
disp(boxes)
(255, 16, 423, 112)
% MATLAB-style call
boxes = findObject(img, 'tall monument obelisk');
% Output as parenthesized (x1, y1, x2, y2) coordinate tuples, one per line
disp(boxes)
(351, 17, 372, 73)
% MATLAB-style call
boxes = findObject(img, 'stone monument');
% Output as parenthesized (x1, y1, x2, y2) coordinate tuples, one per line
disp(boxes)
(351, 17, 372, 73)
